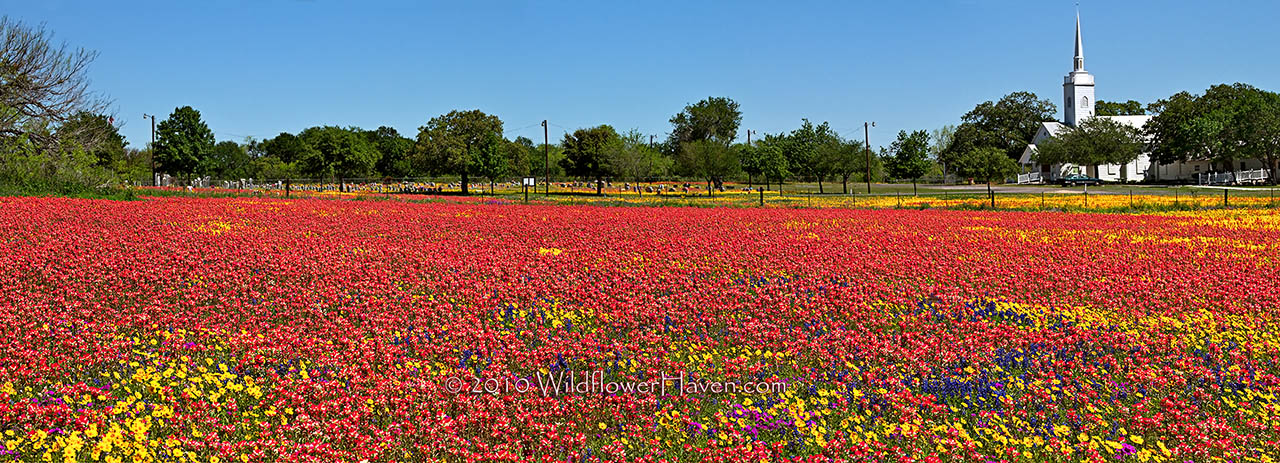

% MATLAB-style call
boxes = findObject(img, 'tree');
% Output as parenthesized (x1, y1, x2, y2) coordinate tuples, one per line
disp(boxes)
(1035, 117, 1144, 181)
(415, 109, 503, 194)
(1225, 84, 1280, 183)
(473, 131, 509, 194)
(811, 135, 849, 194)
(153, 106, 215, 178)
(560, 125, 618, 195)
(1, 17, 110, 155)
(739, 143, 762, 186)
(261, 132, 314, 165)
(506, 136, 536, 177)
(252, 156, 298, 179)
(367, 126, 414, 178)
(1145, 83, 1279, 177)
(885, 130, 933, 194)
(510, 137, 566, 178)
(678, 139, 740, 196)
(607, 129, 669, 189)
(1095, 99, 1145, 116)
(948, 92, 1057, 160)
(779, 119, 836, 188)
(536, 143, 566, 178)
(930, 125, 957, 180)
(1145, 91, 1209, 167)
(205, 140, 253, 179)
(55, 112, 126, 168)
(753, 141, 791, 192)
(827, 138, 867, 194)
(296, 126, 381, 183)
(666, 96, 741, 149)
(956, 147, 1019, 205)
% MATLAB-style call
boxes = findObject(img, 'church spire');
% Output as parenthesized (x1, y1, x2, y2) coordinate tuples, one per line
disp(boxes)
(1074, 9, 1085, 71)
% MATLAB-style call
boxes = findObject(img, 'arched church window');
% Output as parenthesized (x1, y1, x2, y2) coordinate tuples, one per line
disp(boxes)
(1081, 96, 1089, 109)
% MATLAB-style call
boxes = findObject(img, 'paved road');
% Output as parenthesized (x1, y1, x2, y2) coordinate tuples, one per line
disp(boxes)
(931, 184, 1118, 195)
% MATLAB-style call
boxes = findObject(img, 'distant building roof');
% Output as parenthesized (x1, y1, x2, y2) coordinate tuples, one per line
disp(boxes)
(1100, 115, 1152, 128)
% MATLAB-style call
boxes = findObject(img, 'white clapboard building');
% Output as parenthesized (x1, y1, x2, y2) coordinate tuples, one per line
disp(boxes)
(1017, 13, 1267, 183)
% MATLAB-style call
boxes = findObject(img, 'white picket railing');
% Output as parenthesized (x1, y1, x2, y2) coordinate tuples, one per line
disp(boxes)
(1198, 169, 1270, 185)
(1015, 172, 1043, 184)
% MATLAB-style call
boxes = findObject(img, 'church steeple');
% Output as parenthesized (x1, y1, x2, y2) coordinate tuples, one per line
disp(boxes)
(1073, 10, 1085, 72)
(1063, 9, 1094, 127)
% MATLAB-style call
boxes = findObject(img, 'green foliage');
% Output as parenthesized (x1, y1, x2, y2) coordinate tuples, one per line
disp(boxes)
(560, 125, 618, 194)
(1095, 99, 1145, 116)
(473, 131, 510, 189)
(55, 112, 127, 168)
(818, 137, 862, 194)
(367, 126, 415, 178)
(947, 92, 1057, 160)
(1035, 117, 1144, 180)
(153, 106, 215, 177)
(203, 141, 254, 179)
(607, 129, 669, 182)
(504, 136, 535, 177)
(513, 138, 565, 178)
(261, 133, 314, 164)
(296, 126, 381, 180)
(742, 134, 792, 188)
(779, 119, 837, 182)
(252, 156, 298, 180)
(956, 146, 1019, 186)
(1226, 85, 1280, 180)
(1145, 84, 1280, 171)
(930, 125, 957, 171)
(667, 96, 742, 148)
(415, 109, 504, 194)
(754, 142, 791, 186)
(677, 139, 740, 193)
(0, 135, 122, 197)
(885, 130, 934, 186)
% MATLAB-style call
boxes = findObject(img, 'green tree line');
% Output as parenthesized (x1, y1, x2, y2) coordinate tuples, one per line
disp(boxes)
(7, 15, 1280, 198)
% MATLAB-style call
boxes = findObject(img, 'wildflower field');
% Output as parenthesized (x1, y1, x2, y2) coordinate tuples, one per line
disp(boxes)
(1, 196, 1277, 462)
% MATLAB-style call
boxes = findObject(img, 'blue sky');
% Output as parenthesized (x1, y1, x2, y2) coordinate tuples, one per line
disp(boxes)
(4, 0, 1277, 149)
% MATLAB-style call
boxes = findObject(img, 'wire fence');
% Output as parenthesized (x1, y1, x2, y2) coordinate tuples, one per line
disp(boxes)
(132, 173, 1280, 212)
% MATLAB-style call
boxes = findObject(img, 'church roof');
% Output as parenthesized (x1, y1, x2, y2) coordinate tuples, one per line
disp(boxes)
(1100, 115, 1152, 129)
(1032, 122, 1065, 144)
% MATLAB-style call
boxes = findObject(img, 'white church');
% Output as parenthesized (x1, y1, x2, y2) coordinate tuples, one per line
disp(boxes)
(1018, 13, 1265, 183)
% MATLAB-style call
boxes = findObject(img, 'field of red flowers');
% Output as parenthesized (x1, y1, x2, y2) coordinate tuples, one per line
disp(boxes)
(1, 196, 1277, 462)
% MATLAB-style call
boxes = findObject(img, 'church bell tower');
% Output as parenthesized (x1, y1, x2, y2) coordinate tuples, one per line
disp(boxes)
(1063, 11, 1094, 127)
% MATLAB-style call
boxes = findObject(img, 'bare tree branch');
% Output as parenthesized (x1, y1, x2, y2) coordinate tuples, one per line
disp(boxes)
(1, 16, 112, 155)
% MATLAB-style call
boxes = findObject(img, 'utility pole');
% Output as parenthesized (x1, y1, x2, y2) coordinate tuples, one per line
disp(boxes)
(648, 135, 655, 195)
(143, 113, 156, 185)
(542, 120, 549, 195)
(864, 122, 875, 194)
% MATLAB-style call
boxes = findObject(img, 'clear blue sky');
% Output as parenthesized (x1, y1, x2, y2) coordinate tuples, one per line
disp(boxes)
(4, 0, 1277, 149)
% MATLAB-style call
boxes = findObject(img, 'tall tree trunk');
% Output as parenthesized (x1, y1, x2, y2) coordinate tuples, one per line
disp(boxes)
(460, 168, 469, 195)
(912, 179, 917, 196)
(596, 177, 602, 196)
(842, 176, 848, 194)
(818, 178, 824, 194)
(707, 179, 712, 197)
